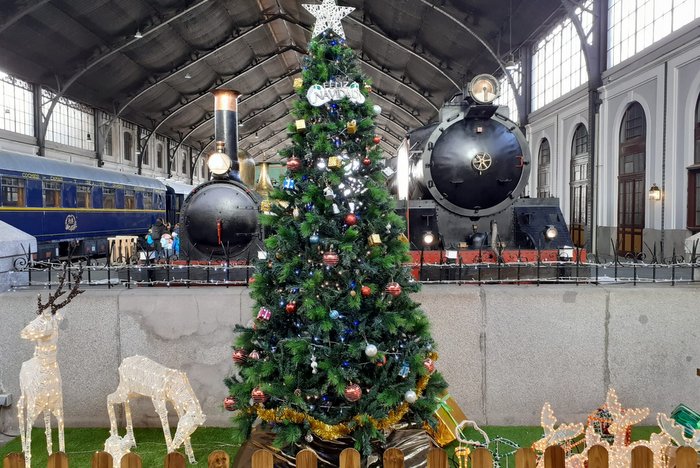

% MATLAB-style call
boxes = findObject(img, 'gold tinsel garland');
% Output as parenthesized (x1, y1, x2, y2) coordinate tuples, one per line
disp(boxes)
(251, 353, 437, 441)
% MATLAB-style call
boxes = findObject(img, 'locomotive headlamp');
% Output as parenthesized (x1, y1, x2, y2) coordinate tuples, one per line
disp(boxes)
(208, 141, 232, 176)
(544, 225, 558, 240)
(468, 74, 499, 104)
(422, 231, 435, 246)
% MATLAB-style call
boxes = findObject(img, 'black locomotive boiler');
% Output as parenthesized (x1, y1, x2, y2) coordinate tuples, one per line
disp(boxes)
(394, 74, 573, 256)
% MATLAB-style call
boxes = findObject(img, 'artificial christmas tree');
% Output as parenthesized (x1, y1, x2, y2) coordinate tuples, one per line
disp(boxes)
(225, 0, 448, 461)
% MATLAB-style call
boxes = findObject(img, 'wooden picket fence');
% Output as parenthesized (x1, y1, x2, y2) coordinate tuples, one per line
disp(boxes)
(3, 444, 698, 468)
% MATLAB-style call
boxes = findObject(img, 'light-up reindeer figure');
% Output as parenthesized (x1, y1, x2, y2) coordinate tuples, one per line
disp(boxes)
(17, 264, 83, 468)
(106, 355, 206, 463)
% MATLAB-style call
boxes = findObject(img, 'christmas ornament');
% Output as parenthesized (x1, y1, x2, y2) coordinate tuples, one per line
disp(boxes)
(232, 349, 247, 364)
(329, 309, 340, 319)
(361, 285, 371, 297)
(399, 361, 410, 378)
(317, 158, 327, 169)
(260, 199, 272, 213)
(347, 120, 357, 134)
(295, 119, 306, 132)
(310, 354, 318, 374)
(381, 166, 395, 178)
(249, 350, 261, 360)
(224, 396, 236, 411)
(372, 135, 381, 144)
(344, 213, 357, 225)
(372, 104, 382, 115)
(398, 233, 409, 244)
(362, 156, 371, 166)
(368, 234, 382, 246)
(350, 290, 357, 297)
(257, 307, 272, 321)
(287, 156, 302, 172)
(305, 433, 314, 443)
(286, 301, 298, 314)
(375, 355, 387, 367)
(323, 251, 340, 267)
(307, 82, 365, 107)
(251, 387, 267, 404)
(364, 344, 378, 357)
(364, 84, 372, 93)
(303, 0, 354, 39)
(423, 358, 436, 373)
(283, 177, 296, 190)
(385, 282, 402, 297)
(404, 390, 417, 404)
(293, 207, 301, 218)
(293, 77, 304, 89)
(344, 383, 362, 402)
(310, 233, 320, 244)
(328, 156, 341, 168)
(323, 186, 335, 199)
(332, 203, 340, 214)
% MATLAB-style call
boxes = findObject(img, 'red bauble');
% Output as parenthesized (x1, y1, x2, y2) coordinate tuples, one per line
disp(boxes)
(249, 276, 256, 284)
(344, 384, 362, 402)
(249, 350, 261, 360)
(232, 349, 247, 364)
(423, 358, 436, 374)
(376, 355, 387, 367)
(372, 136, 381, 144)
(385, 282, 402, 297)
(285, 301, 298, 314)
(344, 213, 357, 226)
(362, 156, 371, 166)
(251, 387, 268, 404)
(287, 156, 302, 172)
(223, 396, 236, 411)
(361, 285, 371, 297)
(323, 251, 340, 267)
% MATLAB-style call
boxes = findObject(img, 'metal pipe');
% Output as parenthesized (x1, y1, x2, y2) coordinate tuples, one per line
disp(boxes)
(211, 89, 241, 181)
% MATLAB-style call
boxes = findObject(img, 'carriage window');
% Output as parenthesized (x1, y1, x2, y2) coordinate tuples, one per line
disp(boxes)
(142, 191, 153, 210)
(103, 187, 115, 209)
(42, 181, 62, 208)
(76, 185, 91, 208)
(1, 177, 25, 207)
(124, 189, 135, 209)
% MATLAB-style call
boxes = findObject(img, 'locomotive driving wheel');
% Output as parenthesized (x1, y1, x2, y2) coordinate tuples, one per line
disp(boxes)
(472, 152, 492, 173)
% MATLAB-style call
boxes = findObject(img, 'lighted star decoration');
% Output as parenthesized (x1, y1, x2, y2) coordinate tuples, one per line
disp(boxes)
(303, 0, 354, 39)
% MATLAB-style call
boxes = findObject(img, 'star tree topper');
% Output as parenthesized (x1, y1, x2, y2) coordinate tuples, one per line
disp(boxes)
(303, 0, 354, 39)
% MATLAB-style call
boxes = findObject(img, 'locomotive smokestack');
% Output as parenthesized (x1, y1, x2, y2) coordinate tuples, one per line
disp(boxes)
(211, 89, 241, 181)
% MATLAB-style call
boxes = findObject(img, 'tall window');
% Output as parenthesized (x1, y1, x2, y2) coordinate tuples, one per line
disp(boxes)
(531, 0, 593, 111)
(142, 147, 149, 165)
(495, 64, 522, 124)
(123, 132, 133, 161)
(156, 143, 164, 169)
(181, 150, 188, 174)
(43, 90, 95, 150)
(617, 102, 646, 255)
(570, 124, 589, 247)
(104, 128, 113, 156)
(688, 94, 700, 232)
(1, 177, 25, 207)
(537, 139, 551, 198)
(608, 0, 700, 67)
(0, 72, 34, 136)
(43, 181, 62, 208)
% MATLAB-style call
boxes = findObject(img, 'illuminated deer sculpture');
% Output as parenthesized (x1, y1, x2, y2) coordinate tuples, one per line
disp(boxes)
(17, 264, 83, 468)
(106, 355, 206, 463)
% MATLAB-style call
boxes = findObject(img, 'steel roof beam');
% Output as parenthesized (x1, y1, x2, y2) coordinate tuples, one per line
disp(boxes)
(0, 0, 51, 35)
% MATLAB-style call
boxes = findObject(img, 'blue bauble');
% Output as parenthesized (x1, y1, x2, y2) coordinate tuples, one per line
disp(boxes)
(329, 310, 340, 319)
(310, 234, 320, 244)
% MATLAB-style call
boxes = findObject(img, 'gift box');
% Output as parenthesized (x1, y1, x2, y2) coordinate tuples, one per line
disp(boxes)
(328, 156, 342, 168)
(671, 404, 700, 438)
(347, 119, 357, 134)
(295, 119, 306, 132)
(368, 234, 382, 246)
(293, 77, 303, 90)
(427, 392, 468, 446)
(283, 177, 296, 190)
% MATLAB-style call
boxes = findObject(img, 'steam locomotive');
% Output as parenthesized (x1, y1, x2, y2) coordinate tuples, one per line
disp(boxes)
(392, 74, 575, 263)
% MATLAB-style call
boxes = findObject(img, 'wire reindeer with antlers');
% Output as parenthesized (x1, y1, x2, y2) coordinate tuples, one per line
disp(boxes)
(17, 263, 83, 468)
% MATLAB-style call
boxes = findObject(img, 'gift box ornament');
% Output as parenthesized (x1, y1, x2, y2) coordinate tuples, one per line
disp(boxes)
(368, 234, 382, 246)
(295, 119, 306, 132)
(328, 156, 342, 168)
(293, 77, 304, 90)
(398, 233, 410, 244)
(671, 404, 700, 437)
(347, 120, 357, 134)
(427, 392, 469, 446)
(260, 199, 272, 213)
(283, 177, 296, 190)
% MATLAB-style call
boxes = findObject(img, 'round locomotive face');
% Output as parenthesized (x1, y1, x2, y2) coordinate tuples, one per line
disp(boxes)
(183, 182, 258, 254)
(425, 114, 530, 217)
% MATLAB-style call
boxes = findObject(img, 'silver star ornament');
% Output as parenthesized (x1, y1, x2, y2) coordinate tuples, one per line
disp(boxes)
(303, 0, 355, 39)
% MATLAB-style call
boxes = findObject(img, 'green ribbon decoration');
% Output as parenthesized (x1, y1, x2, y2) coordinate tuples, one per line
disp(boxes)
(435, 393, 466, 439)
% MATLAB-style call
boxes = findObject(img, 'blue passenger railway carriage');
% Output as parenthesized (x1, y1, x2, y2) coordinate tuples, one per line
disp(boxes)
(0, 151, 168, 258)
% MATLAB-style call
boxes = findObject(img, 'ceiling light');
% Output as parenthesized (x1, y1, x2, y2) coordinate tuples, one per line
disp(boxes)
(184, 72, 191, 79)
(505, 55, 518, 71)
(134, 29, 143, 39)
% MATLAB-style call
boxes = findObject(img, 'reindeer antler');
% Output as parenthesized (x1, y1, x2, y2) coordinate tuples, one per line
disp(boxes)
(37, 263, 85, 315)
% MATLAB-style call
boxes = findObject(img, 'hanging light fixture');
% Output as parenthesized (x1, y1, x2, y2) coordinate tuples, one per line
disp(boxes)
(184, 72, 192, 79)
(134, 29, 143, 39)
(648, 183, 661, 201)
(504, 0, 518, 71)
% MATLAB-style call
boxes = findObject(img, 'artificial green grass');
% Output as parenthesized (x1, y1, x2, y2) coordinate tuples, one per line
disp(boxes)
(0, 427, 240, 467)
(0, 426, 661, 466)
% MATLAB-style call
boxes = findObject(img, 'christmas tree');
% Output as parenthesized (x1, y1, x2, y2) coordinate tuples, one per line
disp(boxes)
(225, 0, 447, 454)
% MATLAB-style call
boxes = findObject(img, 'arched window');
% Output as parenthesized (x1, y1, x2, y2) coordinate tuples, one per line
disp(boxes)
(570, 124, 589, 247)
(104, 129, 113, 156)
(157, 144, 163, 169)
(123, 132, 133, 161)
(537, 139, 551, 198)
(688, 94, 700, 232)
(617, 102, 646, 256)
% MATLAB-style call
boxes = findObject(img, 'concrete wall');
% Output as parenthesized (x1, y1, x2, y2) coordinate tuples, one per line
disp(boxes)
(0, 285, 698, 433)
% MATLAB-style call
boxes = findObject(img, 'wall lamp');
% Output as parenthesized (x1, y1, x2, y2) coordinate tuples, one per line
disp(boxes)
(649, 183, 661, 201)
(422, 231, 435, 247)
